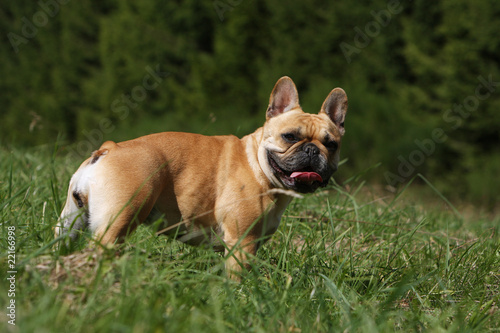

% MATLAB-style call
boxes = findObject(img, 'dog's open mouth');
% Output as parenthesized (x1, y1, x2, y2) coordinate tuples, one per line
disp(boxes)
(290, 171, 323, 183)
(267, 152, 324, 191)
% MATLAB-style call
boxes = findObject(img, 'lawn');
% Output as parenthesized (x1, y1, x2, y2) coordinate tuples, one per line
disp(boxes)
(1, 145, 498, 332)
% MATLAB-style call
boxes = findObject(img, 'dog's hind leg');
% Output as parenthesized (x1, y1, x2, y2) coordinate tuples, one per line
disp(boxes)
(88, 182, 158, 246)
(55, 147, 111, 245)
(55, 158, 93, 244)
(86, 161, 161, 246)
(56, 189, 89, 240)
(58, 141, 163, 247)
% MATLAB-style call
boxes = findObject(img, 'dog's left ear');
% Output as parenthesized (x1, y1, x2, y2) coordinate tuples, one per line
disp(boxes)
(266, 76, 300, 119)
(320, 88, 348, 135)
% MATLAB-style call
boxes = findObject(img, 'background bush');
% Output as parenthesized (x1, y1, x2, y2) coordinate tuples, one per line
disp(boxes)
(1, 0, 499, 206)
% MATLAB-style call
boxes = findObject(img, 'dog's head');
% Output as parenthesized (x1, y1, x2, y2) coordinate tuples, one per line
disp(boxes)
(258, 76, 348, 193)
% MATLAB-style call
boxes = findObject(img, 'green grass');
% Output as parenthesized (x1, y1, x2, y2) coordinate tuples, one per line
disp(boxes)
(1, 144, 499, 332)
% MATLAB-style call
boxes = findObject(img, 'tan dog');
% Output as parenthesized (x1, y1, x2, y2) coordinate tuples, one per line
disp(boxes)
(55, 76, 348, 278)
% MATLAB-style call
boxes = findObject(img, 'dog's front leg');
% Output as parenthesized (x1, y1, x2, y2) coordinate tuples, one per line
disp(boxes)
(223, 233, 258, 281)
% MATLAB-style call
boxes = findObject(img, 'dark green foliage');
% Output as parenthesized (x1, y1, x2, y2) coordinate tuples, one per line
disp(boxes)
(1, 0, 499, 204)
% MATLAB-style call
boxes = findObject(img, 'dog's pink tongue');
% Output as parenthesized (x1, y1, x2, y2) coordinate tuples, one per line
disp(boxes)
(290, 172, 323, 183)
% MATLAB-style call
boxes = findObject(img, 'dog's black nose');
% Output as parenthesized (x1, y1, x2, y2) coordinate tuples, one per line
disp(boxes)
(304, 143, 320, 156)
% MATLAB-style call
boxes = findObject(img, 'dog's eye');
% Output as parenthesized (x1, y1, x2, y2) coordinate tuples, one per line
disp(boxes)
(324, 140, 338, 150)
(282, 133, 299, 143)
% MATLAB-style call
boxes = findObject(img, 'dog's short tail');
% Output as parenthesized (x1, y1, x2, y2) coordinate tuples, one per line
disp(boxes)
(55, 146, 110, 243)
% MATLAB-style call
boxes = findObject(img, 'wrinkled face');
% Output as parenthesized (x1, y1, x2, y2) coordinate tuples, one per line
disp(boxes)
(259, 109, 343, 193)
(257, 76, 347, 193)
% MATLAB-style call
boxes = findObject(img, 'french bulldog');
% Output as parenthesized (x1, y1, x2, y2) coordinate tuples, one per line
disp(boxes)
(55, 76, 348, 279)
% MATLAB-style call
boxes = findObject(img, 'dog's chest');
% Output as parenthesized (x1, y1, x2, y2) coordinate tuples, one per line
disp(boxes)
(262, 195, 292, 236)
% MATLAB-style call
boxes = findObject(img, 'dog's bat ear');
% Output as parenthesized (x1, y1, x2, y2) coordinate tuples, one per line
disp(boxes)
(320, 88, 348, 135)
(266, 76, 300, 119)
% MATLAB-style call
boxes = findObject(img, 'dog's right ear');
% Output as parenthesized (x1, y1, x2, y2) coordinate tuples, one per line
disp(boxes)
(266, 76, 300, 119)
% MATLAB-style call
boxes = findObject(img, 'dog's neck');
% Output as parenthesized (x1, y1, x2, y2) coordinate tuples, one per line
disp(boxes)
(241, 128, 266, 185)
(242, 128, 294, 205)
